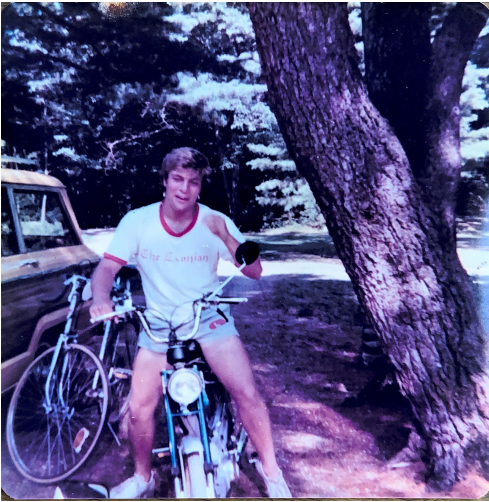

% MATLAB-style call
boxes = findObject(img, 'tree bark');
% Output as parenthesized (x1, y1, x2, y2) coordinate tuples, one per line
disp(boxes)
(249, 2, 489, 489)
(363, 2, 488, 252)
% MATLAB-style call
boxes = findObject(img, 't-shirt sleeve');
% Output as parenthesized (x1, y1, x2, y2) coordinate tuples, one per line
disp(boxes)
(220, 215, 246, 263)
(104, 211, 138, 266)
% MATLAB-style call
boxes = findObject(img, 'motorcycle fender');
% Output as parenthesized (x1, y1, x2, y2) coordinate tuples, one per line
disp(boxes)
(180, 435, 204, 456)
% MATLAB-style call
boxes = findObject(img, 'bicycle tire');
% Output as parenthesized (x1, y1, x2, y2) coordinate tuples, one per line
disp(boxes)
(6, 344, 109, 484)
(103, 319, 138, 422)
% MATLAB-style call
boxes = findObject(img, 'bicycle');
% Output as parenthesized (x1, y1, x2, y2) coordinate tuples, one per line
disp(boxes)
(6, 271, 138, 484)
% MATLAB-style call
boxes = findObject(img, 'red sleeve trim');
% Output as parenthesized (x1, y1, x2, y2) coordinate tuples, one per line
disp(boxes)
(103, 253, 128, 266)
(160, 203, 200, 237)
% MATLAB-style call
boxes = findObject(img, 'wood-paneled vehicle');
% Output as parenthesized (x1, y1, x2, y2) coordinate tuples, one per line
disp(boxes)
(1, 168, 100, 394)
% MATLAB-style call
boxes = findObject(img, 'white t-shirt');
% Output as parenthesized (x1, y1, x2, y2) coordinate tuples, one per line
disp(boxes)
(104, 202, 245, 332)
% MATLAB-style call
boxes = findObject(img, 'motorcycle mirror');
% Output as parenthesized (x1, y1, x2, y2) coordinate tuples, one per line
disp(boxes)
(235, 241, 260, 266)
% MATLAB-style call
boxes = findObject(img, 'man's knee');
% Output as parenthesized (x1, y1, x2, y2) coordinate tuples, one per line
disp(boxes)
(232, 380, 263, 407)
(128, 393, 159, 423)
(128, 348, 165, 423)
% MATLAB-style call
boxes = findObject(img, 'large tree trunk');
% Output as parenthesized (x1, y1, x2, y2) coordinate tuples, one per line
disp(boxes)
(249, 2, 489, 489)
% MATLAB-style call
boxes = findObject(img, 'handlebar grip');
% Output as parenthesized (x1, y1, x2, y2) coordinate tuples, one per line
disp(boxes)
(90, 312, 119, 324)
(235, 241, 260, 265)
(90, 307, 135, 324)
(209, 298, 248, 304)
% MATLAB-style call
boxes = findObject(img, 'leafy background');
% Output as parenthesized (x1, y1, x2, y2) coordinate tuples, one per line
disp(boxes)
(1, 2, 488, 230)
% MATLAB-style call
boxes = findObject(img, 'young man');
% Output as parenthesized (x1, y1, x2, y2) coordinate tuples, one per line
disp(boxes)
(89, 147, 291, 498)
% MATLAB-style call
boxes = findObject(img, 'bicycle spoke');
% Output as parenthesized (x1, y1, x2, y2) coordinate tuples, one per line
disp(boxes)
(28, 421, 50, 467)
(56, 414, 69, 475)
(65, 417, 76, 466)
(47, 416, 52, 477)
(66, 360, 98, 402)
(46, 415, 60, 477)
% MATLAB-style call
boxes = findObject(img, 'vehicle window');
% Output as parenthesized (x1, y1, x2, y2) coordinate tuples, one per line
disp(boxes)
(13, 190, 77, 252)
(1, 187, 19, 257)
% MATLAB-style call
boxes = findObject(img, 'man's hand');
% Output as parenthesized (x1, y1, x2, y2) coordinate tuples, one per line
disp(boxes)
(89, 300, 118, 324)
(89, 258, 123, 324)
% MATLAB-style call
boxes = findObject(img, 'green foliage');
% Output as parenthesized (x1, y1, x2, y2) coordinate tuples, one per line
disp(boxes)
(3, 2, 486, 229)
(2, 1, 322, 230)
(247, 139, 324, 229)
(2, 2, 233, 227)
(459, 23, 489, 216)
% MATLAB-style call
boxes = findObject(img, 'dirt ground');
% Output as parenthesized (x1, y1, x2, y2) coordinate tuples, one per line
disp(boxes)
(2, 222, 489, 499)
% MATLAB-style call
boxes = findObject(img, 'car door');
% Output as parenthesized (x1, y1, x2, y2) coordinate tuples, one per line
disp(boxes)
(1, 181, 99, 392)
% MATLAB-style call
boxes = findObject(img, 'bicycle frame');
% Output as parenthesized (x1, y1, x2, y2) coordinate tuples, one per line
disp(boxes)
(7, 270, 139, 484)
(43, 274, 133, 410)
(43, 275, 88, 412)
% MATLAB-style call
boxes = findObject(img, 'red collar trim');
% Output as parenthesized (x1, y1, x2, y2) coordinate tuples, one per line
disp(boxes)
(160, 203, 199, 237)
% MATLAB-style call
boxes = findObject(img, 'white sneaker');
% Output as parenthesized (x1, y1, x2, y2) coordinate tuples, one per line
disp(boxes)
(255, 460, 292, 498)
(110, 470, 156, 499)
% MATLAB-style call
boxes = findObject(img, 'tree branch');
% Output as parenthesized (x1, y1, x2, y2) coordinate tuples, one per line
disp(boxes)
(100, 126, 170, 171)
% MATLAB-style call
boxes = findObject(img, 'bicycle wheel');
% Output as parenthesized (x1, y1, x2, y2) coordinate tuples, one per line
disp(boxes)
(104, 319, 138, 422)
(6, 344, 109, 483)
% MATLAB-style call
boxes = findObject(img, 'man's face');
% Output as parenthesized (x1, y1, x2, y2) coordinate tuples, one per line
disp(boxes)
(164, 166, 203, 212)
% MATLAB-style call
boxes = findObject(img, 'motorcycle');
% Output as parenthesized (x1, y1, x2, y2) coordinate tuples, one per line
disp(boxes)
(96, 241, 260, 498)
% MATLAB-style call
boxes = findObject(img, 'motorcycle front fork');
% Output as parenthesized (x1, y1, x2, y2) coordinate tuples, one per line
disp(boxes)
(160, 371, 214, 478)
(157, 371, 247, 498)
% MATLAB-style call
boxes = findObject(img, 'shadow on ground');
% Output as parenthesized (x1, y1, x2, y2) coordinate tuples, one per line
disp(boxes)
(3, 257, 489, 498)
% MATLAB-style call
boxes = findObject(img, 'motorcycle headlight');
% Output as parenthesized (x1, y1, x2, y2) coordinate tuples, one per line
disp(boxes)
(167, 368, 204, 406)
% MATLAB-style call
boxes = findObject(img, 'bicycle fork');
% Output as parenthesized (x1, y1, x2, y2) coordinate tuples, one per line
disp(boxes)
(43, 284, 81, 412)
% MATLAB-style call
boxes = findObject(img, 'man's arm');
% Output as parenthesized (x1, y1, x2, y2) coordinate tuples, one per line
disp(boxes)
(89, 257, 124, 321)
(203, 213, 262, 280)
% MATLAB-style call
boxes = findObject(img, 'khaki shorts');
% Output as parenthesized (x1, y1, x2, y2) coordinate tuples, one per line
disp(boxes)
(137, 308, 239, 354)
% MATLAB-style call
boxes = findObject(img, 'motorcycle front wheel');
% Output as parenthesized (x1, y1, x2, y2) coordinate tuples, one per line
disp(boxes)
(184, 452, 214, 498)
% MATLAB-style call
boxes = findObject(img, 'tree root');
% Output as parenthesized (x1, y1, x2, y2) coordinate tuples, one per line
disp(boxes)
(386, 428, 426, 469)
(341, 366, 401, 408)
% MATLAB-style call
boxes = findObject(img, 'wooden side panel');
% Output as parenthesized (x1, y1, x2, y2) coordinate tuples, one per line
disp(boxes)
(1, 245, 99, 391)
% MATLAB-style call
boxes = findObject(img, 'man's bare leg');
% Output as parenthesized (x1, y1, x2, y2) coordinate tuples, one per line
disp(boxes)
(201, 335, 281, 479)
(128, 348, 168, 481)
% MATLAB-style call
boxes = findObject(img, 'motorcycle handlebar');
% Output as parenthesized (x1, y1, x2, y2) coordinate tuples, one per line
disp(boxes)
(90, 297, 248, 345)
(205, 298, 247, 305)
